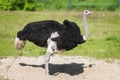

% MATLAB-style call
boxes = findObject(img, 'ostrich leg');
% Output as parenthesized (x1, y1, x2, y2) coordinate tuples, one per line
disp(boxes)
(44, 53, 51, 75)
(44, 38, 56, 75)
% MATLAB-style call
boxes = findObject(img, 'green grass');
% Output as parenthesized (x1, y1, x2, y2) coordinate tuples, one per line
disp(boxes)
(0, 11, 120, 59)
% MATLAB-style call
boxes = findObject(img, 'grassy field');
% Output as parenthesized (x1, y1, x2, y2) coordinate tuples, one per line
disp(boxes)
(0, 10, 120, 59)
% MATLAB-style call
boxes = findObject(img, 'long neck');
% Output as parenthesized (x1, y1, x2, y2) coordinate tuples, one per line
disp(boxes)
(83, 14, 89, 40)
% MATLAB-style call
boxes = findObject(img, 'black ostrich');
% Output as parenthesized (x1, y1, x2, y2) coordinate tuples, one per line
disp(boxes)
(15, 10, 93, 75)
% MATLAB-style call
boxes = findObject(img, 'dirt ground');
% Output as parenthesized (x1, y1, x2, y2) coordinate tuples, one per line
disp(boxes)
(0, 55, 120, 80)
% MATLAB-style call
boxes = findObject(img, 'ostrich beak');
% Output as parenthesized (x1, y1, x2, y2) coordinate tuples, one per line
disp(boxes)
(89, 11, 94, 14)
(15, 37, 26, 50)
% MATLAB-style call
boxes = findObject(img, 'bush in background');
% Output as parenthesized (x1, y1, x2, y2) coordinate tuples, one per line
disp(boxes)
(0, 0, 119, 11)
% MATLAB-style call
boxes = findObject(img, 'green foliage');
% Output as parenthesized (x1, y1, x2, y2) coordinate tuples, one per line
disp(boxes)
(0, 0, 119, 11)
(24, 3, 35, 11)
(0, 0, 36, 11)
(0, 0, 25, 10)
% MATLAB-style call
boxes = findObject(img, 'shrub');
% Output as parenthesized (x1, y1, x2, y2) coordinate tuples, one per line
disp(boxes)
(0, 0, 119, 11)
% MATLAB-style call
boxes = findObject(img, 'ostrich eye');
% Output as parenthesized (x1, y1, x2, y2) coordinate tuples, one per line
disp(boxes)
(85, 11, 88, 13)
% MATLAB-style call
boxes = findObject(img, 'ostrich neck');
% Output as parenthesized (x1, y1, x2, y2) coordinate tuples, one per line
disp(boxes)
(83, 15, 89, 40)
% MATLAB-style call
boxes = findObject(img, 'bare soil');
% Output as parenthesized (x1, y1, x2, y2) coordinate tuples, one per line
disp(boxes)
(0, 55, 120, 80)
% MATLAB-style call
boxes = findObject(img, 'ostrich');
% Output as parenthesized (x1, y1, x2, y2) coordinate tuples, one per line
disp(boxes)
(15, 10, 93, 75)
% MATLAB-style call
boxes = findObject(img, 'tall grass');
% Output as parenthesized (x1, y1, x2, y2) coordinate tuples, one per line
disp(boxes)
(0, 11, 120, 59)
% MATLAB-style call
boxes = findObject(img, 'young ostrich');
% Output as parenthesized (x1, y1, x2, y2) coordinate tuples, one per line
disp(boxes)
(15, 10, 93, 75)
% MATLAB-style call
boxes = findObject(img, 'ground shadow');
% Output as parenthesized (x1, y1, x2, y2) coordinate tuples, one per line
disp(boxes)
(19, 62, 85, 76)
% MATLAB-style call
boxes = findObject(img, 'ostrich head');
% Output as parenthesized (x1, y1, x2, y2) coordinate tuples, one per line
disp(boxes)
(83, 10, 94, 16)
(15, 37, 26, 50)
(15, 31, 26, 50)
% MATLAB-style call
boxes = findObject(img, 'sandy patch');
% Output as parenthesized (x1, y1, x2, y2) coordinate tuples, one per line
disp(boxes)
(0, 55, 120, 80)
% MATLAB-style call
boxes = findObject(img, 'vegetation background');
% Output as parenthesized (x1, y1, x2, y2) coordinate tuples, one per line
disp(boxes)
(0, 0, 120, 11)
(0, 0, 120, 59)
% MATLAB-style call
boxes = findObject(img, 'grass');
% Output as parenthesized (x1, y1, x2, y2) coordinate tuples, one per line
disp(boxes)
(0, 10, 120, 59)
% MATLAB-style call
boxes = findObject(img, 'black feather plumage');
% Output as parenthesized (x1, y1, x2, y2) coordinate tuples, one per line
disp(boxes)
(17, 20, 85, 51)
